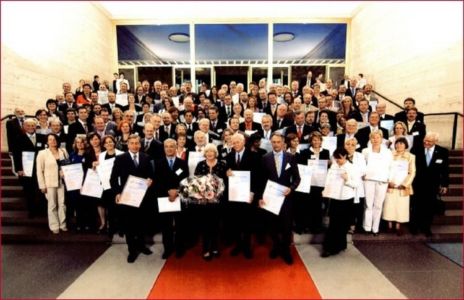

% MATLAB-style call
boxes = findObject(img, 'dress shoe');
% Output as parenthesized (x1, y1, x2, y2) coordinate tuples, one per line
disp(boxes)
(243, 248, 253, 259)
(141, 247, 153, 255)
(321, 251, 332, 258)
(230, 246, 241, 257)
(127, 253, 138, 263)
(162, 250, 173, 259)
(281, 252, 294, 265)
(175, 249, 185, 258)
(372, 232, 379, 237)
(269, 248, 279, 259)
(202, 252, 212, 261)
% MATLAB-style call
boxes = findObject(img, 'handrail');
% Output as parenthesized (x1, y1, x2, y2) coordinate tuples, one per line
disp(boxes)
(372, 90, 403, 110)
(1, 114, 35, 122)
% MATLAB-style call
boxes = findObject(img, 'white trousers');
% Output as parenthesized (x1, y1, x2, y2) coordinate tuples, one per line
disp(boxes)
(363, 181, 388, 233)
(45, 184, 66, 231)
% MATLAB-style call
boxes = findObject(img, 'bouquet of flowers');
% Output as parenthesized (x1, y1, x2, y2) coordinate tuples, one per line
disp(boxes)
(179, 174, 225, 205)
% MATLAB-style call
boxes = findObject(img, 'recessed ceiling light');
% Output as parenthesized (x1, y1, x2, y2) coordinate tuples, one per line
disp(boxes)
(273, 32, 295, 42)
(168, 33, 189, 43)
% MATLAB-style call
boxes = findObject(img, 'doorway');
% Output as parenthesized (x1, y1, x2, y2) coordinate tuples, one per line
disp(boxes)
(138, 67, 173, 86)
(214, 67, 249, 92)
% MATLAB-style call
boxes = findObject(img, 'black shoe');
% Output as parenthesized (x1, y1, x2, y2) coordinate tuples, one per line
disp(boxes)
(127, 253, 138, 263)
(281, 251, 294, 265)
(230, 246, 241, 257)
(162, 250, 173, 259)
(141, 247, 153, 255)
(243, 249, 253, 259)
(269, 248, 279, 259)
(321, 251, 331, 258)
(175, 249, 185, 258)
(212, 250, 220, 258)
(372, 232, 379, 237)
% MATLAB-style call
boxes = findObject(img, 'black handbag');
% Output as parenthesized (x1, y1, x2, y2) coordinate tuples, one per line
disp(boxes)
(434, 194, 446, 216)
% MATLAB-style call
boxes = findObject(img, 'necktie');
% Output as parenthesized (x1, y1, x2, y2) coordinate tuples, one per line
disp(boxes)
(133, 153, 139, 167)
(226, 106, 230, 116)
(426, 149, 432, 166)
(212, 122, 216, 130)
(83, 122, 88, 133)
(145, 140, 150, 151)
(29, 134, 36, 146)
(169, 159, 174, 170)
(236, 153, 241, 166)
(297, 126, 302, 140)
(362, 113, 368, 123)
(275, 153, 281, 177)
(155, 131, 159, 140)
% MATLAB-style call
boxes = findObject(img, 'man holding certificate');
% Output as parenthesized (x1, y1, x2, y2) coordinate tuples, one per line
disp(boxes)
(154, 139, 189, 259)
(110, 134, 155, 263)
(13, 118, 46, 218)
(225, 133, 259, 259)
(257, 132, 300, 265)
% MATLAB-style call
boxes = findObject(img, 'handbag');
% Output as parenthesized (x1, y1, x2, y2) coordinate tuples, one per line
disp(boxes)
(434, 194, 446, 216)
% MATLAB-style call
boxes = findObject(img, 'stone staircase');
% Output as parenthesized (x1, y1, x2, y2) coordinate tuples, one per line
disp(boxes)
(1, 150, 462, 244)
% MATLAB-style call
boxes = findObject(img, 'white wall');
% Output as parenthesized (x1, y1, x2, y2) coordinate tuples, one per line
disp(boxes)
(349, 2, 463, 148)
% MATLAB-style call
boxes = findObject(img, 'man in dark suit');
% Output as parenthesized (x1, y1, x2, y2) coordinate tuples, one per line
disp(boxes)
(66, 107, 93, 153)
(218, 94, 234, 123)
(411, 133, 449, 236)
(285, 110, 316, 144)
(299, 70, 316, 93)
(208, 106, 226, 140)
(59, 92, 77, 113)
(348, 99, 370, 124)
(405, 107, 426, 154)
(272, 104, 293, 132)
(101, 92, 124, 115)
(160, 112, 176, 141)
(336, 118, 359, 148)
(12, 119, 46, 218)
(6, 108, 25, 154)
(140, 123, 164, 161)
(154, 139, 189, 259)
(110, 134, 155, 263)
(257, 132, 301, 265)
(225, 133, 259, 258)
(355, 112, 389, 150)
(263, 92, 279, 121)
(375, 102, 394, 121)
(239, 109, 261, 133)
(394, 97, 425, 124)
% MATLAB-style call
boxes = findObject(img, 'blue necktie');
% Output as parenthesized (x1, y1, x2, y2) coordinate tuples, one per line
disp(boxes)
(426, 149, 432, 166)
(169, 159, 174, 170)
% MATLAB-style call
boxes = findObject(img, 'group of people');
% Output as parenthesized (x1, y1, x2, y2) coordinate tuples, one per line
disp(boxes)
(6, 71, 450, 264)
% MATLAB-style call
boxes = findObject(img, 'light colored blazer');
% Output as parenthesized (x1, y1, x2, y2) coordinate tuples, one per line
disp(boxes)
(36, 148, 69, 189)
(387, 151, 416, 196)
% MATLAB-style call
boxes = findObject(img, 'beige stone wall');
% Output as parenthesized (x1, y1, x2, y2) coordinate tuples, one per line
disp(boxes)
(349, 2, 463, 148)
(1, 2, 116, 151)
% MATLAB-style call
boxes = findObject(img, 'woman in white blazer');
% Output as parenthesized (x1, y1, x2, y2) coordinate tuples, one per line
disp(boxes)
(362, 130, 393, 236)
(36, 133, 69, 234)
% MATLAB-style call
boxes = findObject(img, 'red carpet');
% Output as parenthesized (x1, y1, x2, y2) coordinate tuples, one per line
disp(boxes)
(147, 244, 321, 299)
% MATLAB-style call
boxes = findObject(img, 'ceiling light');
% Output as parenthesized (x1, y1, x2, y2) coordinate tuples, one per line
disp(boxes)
(168, 33, 189, 43)
(273, 32, 295, 42)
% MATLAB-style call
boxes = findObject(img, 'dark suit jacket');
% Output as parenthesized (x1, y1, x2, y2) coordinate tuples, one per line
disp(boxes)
(67, 120, 93, 153)
(59, 103, 78, 113)
(406, 121, 426, 154)
(263, 104, 278, 121)
(209, 120, 227, 139)
(256, 151, 301, 200)
(380, 114, 395, 121)
(12, 132, 46, 173)
(298, 148, 330, 165)
(394, 110, 425, 124)
(225, 149, 260, 197)
(102, 103, 124, 115)
(141, 138, 164, 161)
(272, 117, 293, 132)
(413, 145, 449, 194)
(6, 117, 23, 153)
(219, 105, 234, 123)
(154, 157, 188, 197)
(285, 124, 316, 144)
(355, 126, 390, 150)
(160, 125, 176, 141)
(336, 133, 358, 149)
(239, 121, 261, 132)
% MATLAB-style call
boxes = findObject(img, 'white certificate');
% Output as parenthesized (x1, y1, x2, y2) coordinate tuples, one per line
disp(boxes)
(172, 96, 180, 107)
(308, 159, 328, 187)
(369, 100, 378, 112)
(298, 143, 310, 151)
(228, 171, 251, 203)
(119, 175, 149, 208)
(98, 90, 108, 104)
(22, 151, 35, 177)
(158, 196, 181, 213)
(253, 112, 266, 124)
(115, 94, 128, 106)
(365, 152, 389, 182)
(259, 139, 273, 153)
(96, 158, 115, 190)
(61, 163, 84, 191)
(262, 180, 288, 215)
(63, 125, 69, 134)
(322, 136, 337, 157)
(296, 164, 312, 194)
(322, 168, 345, 199)
(81, 169, 103, 198)
(188, 151, 205, 177)
(244, 130, 257, 137)
(390, 160, 409, 186)
(380, 120, 394, 134)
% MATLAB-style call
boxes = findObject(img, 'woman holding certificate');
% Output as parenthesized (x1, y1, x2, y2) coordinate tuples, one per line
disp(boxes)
(194, 143, 228, 260)
(36, 133, 69, 234)
(67, 136, 86, 231)
(321, 148, 358, 257)
(382, 137, 416, 235)
(362, 130, 393, 236)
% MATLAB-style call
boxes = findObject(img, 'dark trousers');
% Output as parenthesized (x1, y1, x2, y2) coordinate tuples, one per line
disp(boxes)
(160, 210, 186, 253)
(120, 205, 146, 255)
(19, 176, 44, 216)
(350, 197, 365, 230)
(102, 189, 120, 233)
(323, 198, 353, 254)
(410, 192, 435, 232)
(229, 202, 252, 251)
(267, 196, 293, 253)
(195, 204, 220, 253)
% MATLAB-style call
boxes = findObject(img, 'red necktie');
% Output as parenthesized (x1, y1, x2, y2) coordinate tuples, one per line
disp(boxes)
(297, 126, 302, 140)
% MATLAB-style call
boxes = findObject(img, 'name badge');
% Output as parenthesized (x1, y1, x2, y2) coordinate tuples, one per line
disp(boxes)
(304, 135, 310, 140)
(311, 155, 316, 159)
(285, 163, 291, 170)
(356, 144, 360, 149)
(436, 159, 443, 164)
(187, 136, 193, 139)
(217, 128, 223, 133)
(60, 142, 66, 148)
(37, 142, 42, 147)
(222, 152, 227, 157)
(412, 131, 419, 136)
(175, 168, 183, 175)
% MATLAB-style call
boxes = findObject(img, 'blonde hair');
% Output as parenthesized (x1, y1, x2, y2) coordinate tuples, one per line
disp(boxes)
(203, 143, 218, 158)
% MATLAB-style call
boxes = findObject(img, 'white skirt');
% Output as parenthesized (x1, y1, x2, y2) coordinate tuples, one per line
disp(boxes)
(382, 189, 410, 223)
